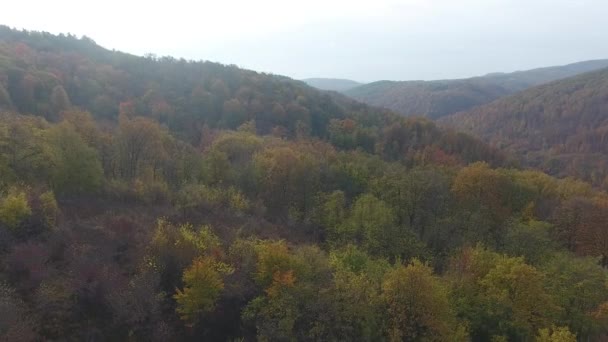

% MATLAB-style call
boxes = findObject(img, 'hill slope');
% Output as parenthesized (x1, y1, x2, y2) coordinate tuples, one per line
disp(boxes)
(0, 25, 505, 166)
(302, 78, 363, 92)
(443, 68, 608, 184)
(346, 60, 608, 119)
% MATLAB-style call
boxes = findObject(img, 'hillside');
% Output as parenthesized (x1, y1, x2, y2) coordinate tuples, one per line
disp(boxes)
(0, 26, 505, 165)
(0, 26, 607, 342)
(302, 77, 363, 92)
(443, 67, 608, 185)
(346, 59, 608, 119)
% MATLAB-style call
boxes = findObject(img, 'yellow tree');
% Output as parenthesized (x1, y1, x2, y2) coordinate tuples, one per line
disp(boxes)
(382, 260, 465, 341)
(480, 256, 559, 338)
(116, 115, 171, 180)
(174, 257, 230, 326)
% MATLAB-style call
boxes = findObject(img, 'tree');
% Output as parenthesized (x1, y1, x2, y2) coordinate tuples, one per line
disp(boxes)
(253, 146, 321, 220)
(0, 282, 36, 341)
(502, 220, 558, 265)
(318, 190, 347, 233)
(47, 123, 103, 195)
(542, 253, 608, 338)
(575, 198, 608, 267)
(0, 83, 13, 110)
(174, 257, 231, 326)
(38, 191, 59, 228)
(536, 326, 576, 342)
(116, 115, 170, 180)
(149, 220, 223, 291)
(0, 114, 52, 184)
(220, 98, 247, 129)
(382, 260, 465, 341)
(50, 85, 71, 118)
(332, 193, 425, 259)
(319, 246, 390, 341)
(553, 197, 608, 266)
(479, 256, 558, 339)
(451, 162, 513, 246)
(243, 242, 334, 341)
(371, 167, 450, 246)
(449, 246, 559, 341)
(0, 188, 31, 230)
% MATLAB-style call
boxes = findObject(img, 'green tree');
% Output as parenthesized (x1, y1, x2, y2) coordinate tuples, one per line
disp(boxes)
(480, 256, 558, 338)
(333, 194, 395, 253)
(318, 190, 347, 234)
(319, 246, 389, 341)
(502, 220, 558, 265)
(542, 253, 608, 338)
(333, 193, 425, 259)
(47, 123, 103, 194)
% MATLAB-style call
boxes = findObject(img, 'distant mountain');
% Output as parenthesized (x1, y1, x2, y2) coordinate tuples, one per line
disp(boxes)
(345, 60, 608, 119)
(442, 67, 608, 185)
(302, 78, 363, 92)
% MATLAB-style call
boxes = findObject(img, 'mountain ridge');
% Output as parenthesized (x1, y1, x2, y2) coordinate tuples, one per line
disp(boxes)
(441, 67, 608, 185)
(302, 78, 363, 92)
(345, 59, 608, 119)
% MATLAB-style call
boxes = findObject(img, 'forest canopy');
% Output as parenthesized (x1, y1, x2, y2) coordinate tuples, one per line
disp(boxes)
(0, 26, 607, 341)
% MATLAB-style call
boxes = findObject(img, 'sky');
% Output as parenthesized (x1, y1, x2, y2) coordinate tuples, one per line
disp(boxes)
(1, 0, 607, 82)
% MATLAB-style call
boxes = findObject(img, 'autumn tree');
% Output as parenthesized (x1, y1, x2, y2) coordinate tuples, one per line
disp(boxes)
(449, 246, 559, 340)
(451, 162, 515, 246)
(149, 220, 223, 291)
(535, 326, 576, 342)
(382, 260, 466, 341)
(0, 187, 31, 230)
(174, 256, 232, 326)
(0, 114, 51, 184)
(116, 115, 171, 181)
(253, 145, 321, 221)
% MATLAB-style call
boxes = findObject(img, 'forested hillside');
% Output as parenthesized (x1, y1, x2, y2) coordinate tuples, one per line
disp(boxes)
(444, 68, 608, 186)
(0, 26, 607, 341)
(346, 60, 608, 119)
(302, 78, 363, 92)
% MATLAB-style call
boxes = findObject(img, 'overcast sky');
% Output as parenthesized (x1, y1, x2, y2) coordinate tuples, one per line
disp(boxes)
(2, 0, 607, 82)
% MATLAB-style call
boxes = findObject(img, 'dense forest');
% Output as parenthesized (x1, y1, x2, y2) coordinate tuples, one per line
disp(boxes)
(345, 60, 608, 119)
(443, 68, 608, 187)
(0, 26, 607, 341)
